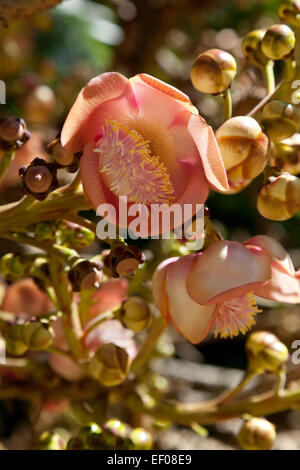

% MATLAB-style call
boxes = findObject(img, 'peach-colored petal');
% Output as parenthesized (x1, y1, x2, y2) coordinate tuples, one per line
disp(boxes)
(254, 266, 300, 303)
(61, 72, 130, 154)
(152, 257, 179, 323)
(188, 114, 229, 192)
(165, 255, 217, 343)
(80, 141, 109, 209)
(129, 74, 197, 129)
(187, 241, 271, 305)
(86, 278, 128, 322)
(1, 278, 53, 318)
(245, 235, 295, 275)
(49, 353, 86, 382)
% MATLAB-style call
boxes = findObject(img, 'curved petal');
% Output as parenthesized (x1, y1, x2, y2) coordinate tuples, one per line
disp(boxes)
(61, 72, 130, 154)
(165, 255, 217, 343)
(187, 241, 271, 305)
(245, 235, 295, 275)
(129, 73, 197, 129)
(80, 141, 108, 209)
(255, 267, 300, 303)
(188, 114, 229, 192)
(152, 257, 179, 323)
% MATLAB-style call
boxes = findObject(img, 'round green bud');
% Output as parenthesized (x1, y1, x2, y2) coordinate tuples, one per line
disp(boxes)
(278, 0, 300, 27)
(5, 324, 28, 356)
(190, 48, 237, 95)
(130, 428, 153, 450)
(39, 431, 66, 450)
(120, 296, 152, 332)
(238, 417, 276, 450)
(261, 100, 300, 142)
(261, 24, 295, 60)
(242, 29, 269, 67)
(246, 331, 289, 374)
(88, 343, 130, 387)
(21, 322, 53, 351)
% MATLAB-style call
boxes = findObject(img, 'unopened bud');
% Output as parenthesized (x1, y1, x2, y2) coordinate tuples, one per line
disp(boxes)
(19, 157, 58, 201)
(271, 140, 300, 174)
(242, 30, 269, 67)
(238, 417, 276, 450)
(246, 331, 289, 374)
(261, 101, 300, 142)
(47, 134, 74, 167)
(278, 0, 300, 27)
(56, 221, 95, 249)
(257, 173, 300, 220)
(89, 343, 130, 387)
(103, 242, 144, 278)
(119, 296, 152, 332)
(130, 427, 153, 450)
(102, 419, 133, 449)
(0, 117, 30, 151)
(5, 324, 28, 356)
(68, 258, 103, 292)
(216, 116, 268, 193)
(190, 49, 236, 95)
(261, 24, 295, 60)
(21, 321, 53, 351)
(77, 422, 102, 449)
(39, 431, 66, 450)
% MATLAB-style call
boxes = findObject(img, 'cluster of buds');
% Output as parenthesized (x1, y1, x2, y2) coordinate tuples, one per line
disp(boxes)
(260, 101, 300, 143)
(216, 116, 269, 193)
(19, 157, 58, 201)
(47, 133, 82, 173)
(190, 48, 237, 95)
(5, 321, 53, 356)
(0, 117, 30, 152)
(68, 257, 103, 292)
(117, 296, 152, 332)
(257, 173, 300, 220)
(246, 331, 289, 375)
(103, 241, 145, 278)
(238, 417, 276, 450)
(66, 419, 151, 450)
(88, 342, 131, 387)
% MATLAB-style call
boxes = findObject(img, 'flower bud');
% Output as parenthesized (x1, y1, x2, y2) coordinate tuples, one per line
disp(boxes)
(238, 417, 276, 450)
(271, 140, 300, 174)
(130, 427, 153, 450)
(242, 30, 269, 67)
(261, 24, 295, 60)
(68, 258, 103, 292)
(278, 0, 300, 27)
(88, 343, 130, 386)
(261, 101, 300, 142)
(0, 253, 29, 281)
(190, 49, 237, 95)
(77, 422, 102, 449)
(0, 117, 30, 151)
(246, 331, 289, 374)
(39, 431, 66, 450)
(102, 419, 133, 449)
(5, 324, 28, 356)
(103, 242, 145, 278)
(56, 221, 95, 249)
(216, 116, 268, 193)
(19, 157, 58, 200)
(257, 173, 300, 220)
(47, 134, 74, 167)
(21, 321, 53, 351)
(119, 296, 152, 332)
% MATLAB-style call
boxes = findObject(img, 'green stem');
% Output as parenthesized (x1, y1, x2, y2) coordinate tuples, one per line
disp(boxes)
(131, 316, 166, 373)
(0, 152, 15, 182)
(264, 61, 275, 95)
(213, 371, 256, 405)
(284, 57, 296, 81)
(222, 89, 232, 121)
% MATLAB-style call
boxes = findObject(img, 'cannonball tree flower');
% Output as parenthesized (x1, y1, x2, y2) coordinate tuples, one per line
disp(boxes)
(61, 72, 229, 236)
(152, 235, 300, 343)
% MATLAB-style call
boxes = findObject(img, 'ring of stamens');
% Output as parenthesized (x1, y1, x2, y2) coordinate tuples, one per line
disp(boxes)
(94, 118, 175, 205)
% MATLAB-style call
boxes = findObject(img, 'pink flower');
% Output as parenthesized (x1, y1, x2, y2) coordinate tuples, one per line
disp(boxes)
(152, 235, 300, 344)
(61, 72, 228, 235)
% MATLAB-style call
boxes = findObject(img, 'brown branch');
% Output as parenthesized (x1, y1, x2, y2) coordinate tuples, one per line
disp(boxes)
(0, 0, 63, 23)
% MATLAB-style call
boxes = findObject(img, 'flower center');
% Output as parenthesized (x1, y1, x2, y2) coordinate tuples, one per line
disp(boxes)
(95, 118, 174, 205)
(213, 292, 261, 339)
